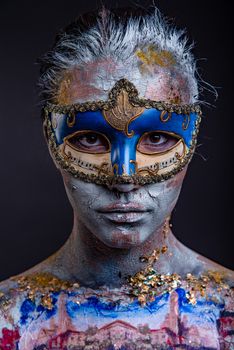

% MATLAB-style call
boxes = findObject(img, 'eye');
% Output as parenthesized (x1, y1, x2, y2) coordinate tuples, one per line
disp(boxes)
(67, 131, 110, 153)
(137, 132, 179, 154)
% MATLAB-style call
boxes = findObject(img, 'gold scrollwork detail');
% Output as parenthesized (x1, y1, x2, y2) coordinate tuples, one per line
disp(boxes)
(182, 114, 190, 130)
(44, 79, 202, 119)
(160, 110, 172, 123)
(131, 160, 160, 176)
(139, 163, 160, 176)
(42, 78, 202, 186)
(103, 90, 145, 137)
(175, 141, 186, 162)
(130, 160, 138, 174)
(67, 111, 76, 127)
(112, 163, 119, 175)
(97, 162, 111, 176)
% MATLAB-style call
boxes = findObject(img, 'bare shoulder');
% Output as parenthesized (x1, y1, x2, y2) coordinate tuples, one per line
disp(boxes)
(180, 242, 234, 285)
(0, 276, 21, 330)
(0, 275, 18, 293)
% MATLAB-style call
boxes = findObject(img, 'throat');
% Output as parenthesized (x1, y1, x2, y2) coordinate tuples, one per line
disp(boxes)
(55, 217, 175, 288)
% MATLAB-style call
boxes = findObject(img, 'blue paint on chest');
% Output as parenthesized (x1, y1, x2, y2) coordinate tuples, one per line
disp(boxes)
(176, 288, 224, 324)
(20, 299, 36, 325)
(66, 291, 170, 319)
(19, 288, 225, 326)
(19, 296, 58, 325)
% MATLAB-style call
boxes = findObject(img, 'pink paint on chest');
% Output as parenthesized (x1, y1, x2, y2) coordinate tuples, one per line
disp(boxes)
(0, 328, 20, 350)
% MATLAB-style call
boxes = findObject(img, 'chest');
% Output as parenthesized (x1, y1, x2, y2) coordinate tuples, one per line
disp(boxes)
(1, 288, 233, 350)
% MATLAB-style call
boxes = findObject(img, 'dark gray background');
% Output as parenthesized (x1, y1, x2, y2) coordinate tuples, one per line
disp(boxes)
(0, 0, 233, 281)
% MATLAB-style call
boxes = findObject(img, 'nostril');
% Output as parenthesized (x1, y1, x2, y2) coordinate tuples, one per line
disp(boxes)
(108, 183, 140, 193)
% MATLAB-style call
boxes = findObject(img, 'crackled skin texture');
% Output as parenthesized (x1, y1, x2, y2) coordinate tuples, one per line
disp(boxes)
(1, 61, 234, 350)
(55, 57, 192, 105)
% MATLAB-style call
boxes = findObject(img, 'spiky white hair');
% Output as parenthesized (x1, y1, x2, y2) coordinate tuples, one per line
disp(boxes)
(38, 7, 200, 104)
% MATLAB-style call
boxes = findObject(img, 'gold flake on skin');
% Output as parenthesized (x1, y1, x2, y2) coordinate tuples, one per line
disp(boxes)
(136, 45, 176, 69)
(10, 272, 80, 310)
(55, 71, 73, 105)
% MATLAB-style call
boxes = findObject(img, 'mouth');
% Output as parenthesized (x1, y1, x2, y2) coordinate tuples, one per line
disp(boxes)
(97, 202, 152, 223)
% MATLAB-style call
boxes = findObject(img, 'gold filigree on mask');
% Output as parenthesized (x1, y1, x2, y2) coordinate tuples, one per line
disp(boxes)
(43, 78, 202, 185)
(182, 114, 190, 130)
(160, 110, 190, 131)
(160, 110, 172, 123)
(103, 90, 145, 136)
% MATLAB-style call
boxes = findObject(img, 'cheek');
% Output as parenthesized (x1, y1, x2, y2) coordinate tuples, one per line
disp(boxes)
(166, 167, 187, 188)
(146, 178, 183, 214)
(62, 174, 99, 212)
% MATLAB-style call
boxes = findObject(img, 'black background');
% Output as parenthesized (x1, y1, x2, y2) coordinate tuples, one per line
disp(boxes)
(0, 0, 233, 282)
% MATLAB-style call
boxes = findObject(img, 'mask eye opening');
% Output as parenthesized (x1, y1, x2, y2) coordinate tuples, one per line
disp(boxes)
(64, 130, 111, 154)
(136, 130, 183, 155)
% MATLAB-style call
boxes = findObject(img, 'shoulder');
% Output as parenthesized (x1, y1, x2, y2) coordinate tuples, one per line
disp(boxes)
(197, 253, 234, 286)
(178, 242, 234, 286)
(0, 277, 22, 334)
(0, 275, 19, 305)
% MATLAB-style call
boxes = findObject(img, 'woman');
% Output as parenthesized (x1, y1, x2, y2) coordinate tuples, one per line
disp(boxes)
(0, 7, 233, 350)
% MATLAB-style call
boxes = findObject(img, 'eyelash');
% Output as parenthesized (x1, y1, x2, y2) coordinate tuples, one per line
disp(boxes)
(67, 131, 178, 155)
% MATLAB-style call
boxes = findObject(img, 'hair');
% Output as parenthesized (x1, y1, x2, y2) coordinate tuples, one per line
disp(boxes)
(38, 6, 200, 105)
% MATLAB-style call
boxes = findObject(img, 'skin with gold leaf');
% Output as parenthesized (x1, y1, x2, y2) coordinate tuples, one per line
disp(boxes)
(0, 8, 234, 350)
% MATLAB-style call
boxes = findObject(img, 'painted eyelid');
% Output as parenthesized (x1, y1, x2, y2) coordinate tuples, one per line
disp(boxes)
(141, 134, 167, 145)
(64, 130, 111, 154)
(136, 131, 182, 155)
(78, 136, 103, 146)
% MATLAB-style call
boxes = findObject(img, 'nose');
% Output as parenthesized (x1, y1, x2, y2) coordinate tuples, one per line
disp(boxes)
(108, 183, 140, 193)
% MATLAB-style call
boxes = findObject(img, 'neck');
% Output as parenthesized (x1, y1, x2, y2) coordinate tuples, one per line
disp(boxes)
(55, 213, 182, 288)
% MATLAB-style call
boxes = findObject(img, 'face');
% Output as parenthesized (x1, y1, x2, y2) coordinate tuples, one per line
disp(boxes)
(62, 169, 186, 248)
(44, 60, 200, 249)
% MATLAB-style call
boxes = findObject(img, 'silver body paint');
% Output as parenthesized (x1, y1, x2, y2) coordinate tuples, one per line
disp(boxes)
(63, 173, 182, 249)
(22, 168, 233, 288)
(39, 62, 227, 286)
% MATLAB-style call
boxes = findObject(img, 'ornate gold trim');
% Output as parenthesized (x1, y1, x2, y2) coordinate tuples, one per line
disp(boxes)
(137, 162, 160, 176)
(43, 79, 202, 117)
(67, 111, 76, 127)
(42, 78, 202, 185)
(102, 90, 145, 136)
(43, 110, 200, 184)
(182, 114, 190, 130)
(160, 110, 172, 122)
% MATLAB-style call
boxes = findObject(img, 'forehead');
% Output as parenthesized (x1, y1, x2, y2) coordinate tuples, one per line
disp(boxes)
(55, 58, 191, 105)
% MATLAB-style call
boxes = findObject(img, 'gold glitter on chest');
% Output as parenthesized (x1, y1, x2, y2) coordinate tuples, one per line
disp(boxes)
(10, 272, 80, 310)
(1, 221, 232, 311)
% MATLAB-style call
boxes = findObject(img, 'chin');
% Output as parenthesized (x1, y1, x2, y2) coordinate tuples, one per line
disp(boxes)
(100, 229, 144, 249)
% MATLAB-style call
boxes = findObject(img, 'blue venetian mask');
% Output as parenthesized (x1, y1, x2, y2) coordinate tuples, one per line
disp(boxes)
(43, 79, 201, 185)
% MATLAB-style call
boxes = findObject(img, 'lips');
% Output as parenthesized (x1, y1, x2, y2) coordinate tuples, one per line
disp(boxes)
(97, 202, 152, 223)
(97, 202, 149, 213)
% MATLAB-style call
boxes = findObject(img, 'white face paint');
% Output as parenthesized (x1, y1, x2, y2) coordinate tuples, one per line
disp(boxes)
(61, 169, 186, 249)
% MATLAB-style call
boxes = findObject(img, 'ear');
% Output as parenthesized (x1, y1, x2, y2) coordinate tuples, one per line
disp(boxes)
(42, 120, 61, 171)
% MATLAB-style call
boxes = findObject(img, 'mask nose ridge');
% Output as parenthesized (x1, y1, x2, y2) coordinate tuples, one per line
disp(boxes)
(111, 134, 138, 175)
